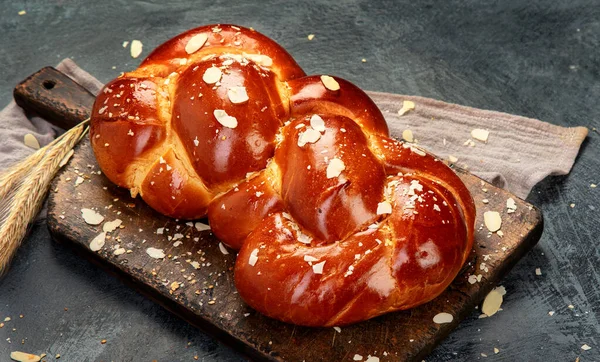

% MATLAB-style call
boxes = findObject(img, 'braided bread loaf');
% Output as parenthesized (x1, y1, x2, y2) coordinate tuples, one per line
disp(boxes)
(90, 24, 475, 326)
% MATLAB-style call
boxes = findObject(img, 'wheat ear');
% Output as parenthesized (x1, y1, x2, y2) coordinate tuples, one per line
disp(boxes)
(0, 122, 88, 274)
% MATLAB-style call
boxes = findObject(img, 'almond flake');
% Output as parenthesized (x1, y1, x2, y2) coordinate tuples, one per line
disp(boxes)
(213, 109, 238, 128)
(195, 222, 211, 231)
(244, 54, 273, 67)
(203, 66, 222, 84)
(307, 34, 315, 40)
(10, 351, 41, 362)
(227, 87, 249, 104)
(471, 129, 489, 142)
(74, 177, 84, 186)
(113, 248, 126, 256)
(433, 312, 453, 324)
(298, 128, 321, 147)
(59, 149, 74, 168)
(326, 158, 345, 178)
(494, 348, 499, 354)
(333, 327, 341, 333)
(103, 219, 122, 233)
(535, 268, 542, 276)
(310, 114, 326, 132)
(130, 40, 143, 58)
(81, 208, 104, 225)
(398, 100, 415, 116)
(89, 232, 106, 252)
(303, 255, 319, 262)
(218, 242, 229, 255)
(483, 211, 502, 232)
(448, 155, 458, 163)
(506, 198, 517, 213)
(402, 129, 414, 143)
(146, 247, 165, 259)
(365, 357, 379, 362)
(312, 261, 326, 274)
(320, 75, 340, 91)
(482, 287, 504, 316)
(248, 248, 259, 266)
(377, 201, 392, 215)
(353, 355, 363, 361)
(24, 133, 40, 149)
(122, 41, 129, 48)
(581, 344, 592, 351)
(185, 33, 209, 54)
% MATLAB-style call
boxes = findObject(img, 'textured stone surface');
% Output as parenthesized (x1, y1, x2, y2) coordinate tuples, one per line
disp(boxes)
(0, 0, 598, 360)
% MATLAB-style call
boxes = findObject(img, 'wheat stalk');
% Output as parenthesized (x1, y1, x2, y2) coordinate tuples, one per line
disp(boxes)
(0, 121, 88, 275)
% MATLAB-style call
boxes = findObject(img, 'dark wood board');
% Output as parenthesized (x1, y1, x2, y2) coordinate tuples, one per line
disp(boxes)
(46, 137, 543, 362)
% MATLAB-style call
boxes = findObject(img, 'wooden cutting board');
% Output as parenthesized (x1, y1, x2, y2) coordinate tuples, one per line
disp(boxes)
(17, 67, 543, 362)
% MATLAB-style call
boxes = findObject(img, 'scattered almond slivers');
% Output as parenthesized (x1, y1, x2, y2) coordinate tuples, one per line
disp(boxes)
(297, 128, 321, 147)
(320, 75, 340, 91)
(483, 211, 502, 232)
(23, 134, 40, 149)
(471, 128, 489, 142)
(312, 260, 326, 274)
(130, 40, 143, 58)
(398, 100, 415, 116)
(248, 248, 259, 266)
(481, 286, 506, 316)
(402, 129, 414, 143)
(185, 33, 208, 54)
(433, 312, 453, 324)
(310, 114, 326, 132)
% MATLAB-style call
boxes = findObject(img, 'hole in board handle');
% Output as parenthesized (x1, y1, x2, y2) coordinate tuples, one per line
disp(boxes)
(43, 80, 56, 90)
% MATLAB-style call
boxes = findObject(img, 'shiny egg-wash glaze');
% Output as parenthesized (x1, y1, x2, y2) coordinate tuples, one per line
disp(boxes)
(90, 24, 476, 326)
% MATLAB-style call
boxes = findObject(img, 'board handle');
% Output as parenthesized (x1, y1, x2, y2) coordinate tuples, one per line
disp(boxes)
(13, 66, 95, 130)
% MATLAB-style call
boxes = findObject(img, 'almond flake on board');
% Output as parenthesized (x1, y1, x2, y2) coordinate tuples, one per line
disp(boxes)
(506, 197, 517, 213)
(484, 211, 502, 232)
(195, 222, 211, 231)
(23, 134, 40, 149)
(103, 219, 122, 233)
(130, 40, 143, 58)
(81, 208, 104, 225)
(218, 242, 229, 255)
(471, 129, 489, 142)
(353, 355, 363, 361)
(320, 75, 340, 91)
(185, 33, 209, 54)
(9, 351, 41, 362)
(398, 100, 415, 116)
(433, 312, 453, 324)
(89, 232, 106, 252)
(481, 286, 505, 316)
(146, 247, 165, 259)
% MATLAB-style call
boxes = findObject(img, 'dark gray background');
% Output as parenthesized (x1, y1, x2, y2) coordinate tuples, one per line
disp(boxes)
(1, 0, 599, 361)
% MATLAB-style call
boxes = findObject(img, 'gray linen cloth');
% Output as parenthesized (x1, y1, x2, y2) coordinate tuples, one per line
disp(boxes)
(0, 59, 588, 206)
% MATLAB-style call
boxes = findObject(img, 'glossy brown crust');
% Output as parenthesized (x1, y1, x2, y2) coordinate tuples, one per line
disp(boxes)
(90, 24, 475, 326)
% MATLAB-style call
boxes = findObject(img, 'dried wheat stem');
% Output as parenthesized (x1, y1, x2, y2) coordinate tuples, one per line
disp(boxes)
(0, 123, 87, 274)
